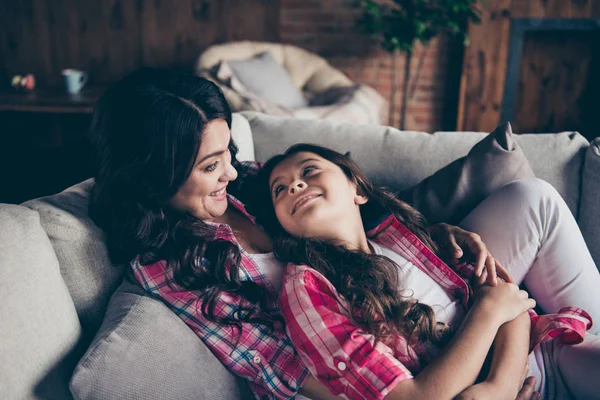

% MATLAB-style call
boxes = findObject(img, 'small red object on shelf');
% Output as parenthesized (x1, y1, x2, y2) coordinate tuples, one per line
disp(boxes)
(10, 73, 36, 91)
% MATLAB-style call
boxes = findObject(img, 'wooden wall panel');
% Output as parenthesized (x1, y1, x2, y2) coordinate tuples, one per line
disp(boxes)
(0, 0, 281, 87)
(46, 0, 143, 86)
(512, 0, 597, 18)
(457, 0, 512, 132)
(514, 31, 597, 134)
(457, 0, 600, 132)
(0, 0, 56, 86)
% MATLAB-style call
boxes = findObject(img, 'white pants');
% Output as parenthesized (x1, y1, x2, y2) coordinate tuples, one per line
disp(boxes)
(459, 179, 600, 399)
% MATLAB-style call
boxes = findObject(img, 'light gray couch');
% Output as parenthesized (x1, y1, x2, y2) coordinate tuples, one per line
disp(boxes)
(1, 111, 599, 400)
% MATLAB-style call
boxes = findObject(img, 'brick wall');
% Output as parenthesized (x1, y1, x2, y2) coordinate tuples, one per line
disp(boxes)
(279, 0, 463, 132)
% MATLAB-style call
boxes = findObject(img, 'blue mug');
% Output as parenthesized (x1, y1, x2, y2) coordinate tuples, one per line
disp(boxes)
(62, 69, 88, 94)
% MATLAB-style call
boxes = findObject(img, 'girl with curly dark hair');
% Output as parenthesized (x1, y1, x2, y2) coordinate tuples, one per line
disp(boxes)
(254, 143, 599, 400)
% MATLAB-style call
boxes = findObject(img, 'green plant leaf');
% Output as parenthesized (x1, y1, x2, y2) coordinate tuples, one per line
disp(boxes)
(355, 0, 484, 53)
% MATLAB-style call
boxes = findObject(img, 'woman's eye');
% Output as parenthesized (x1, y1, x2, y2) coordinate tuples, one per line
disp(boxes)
(204, 161, 219, 172)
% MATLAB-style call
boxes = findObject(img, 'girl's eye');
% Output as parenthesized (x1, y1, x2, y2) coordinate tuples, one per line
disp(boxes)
(274, 185, 285, 197)
(303, 165, 317, 176)
(204, 161, 219, 172)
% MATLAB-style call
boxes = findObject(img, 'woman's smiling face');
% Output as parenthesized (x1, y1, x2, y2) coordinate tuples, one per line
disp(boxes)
(169, 118, 238, 221)
(268, 151, 367, 239)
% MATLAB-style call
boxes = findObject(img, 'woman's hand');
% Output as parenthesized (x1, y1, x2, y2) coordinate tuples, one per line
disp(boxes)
(515, 376, 541, 400)
(428, 223, 513, 286)
(473, 281, 536, 326)
(456, 365, 540, 400)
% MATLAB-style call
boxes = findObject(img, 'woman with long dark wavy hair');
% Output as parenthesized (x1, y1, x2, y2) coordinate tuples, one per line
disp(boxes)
(88, 68, 561, 400)
(252, 143, 600, 400)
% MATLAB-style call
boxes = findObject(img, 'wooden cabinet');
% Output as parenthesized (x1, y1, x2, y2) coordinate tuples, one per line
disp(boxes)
(0, 87, 104, 203)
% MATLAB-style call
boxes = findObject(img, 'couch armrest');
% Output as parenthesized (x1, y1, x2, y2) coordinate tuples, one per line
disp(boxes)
(0, 204, 82, 399)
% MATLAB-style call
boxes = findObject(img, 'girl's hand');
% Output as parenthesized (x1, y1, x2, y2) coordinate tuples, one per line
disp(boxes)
(456, 378, 540, 400)
(456, 362, 539, 400)
(428, 223, 513, 286)
(455, 380, 506, 400)
(473, 281, 536, 325)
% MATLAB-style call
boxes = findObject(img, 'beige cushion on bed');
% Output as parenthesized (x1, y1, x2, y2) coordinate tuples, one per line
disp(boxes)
(196, 42, 387, 124)
(227, 52, 307, 109)
(197, 41, 352, 93)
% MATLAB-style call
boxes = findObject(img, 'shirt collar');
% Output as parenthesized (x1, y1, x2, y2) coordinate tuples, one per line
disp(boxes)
(204, 193, 257, 228)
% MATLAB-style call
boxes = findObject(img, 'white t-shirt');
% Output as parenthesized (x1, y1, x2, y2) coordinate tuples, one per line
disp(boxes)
(369, 240, 467, 328)
(247, 252, 286, 294)
(246, 252, 313, 400)
(369, 240, 546, 396)
(249, 243, 468, 327)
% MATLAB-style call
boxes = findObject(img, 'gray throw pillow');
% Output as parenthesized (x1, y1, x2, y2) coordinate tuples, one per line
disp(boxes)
(70, 278, 254, 400)
(578, 137, 600, 271)
(228, 52, 307, 109)
(399, 122, 536, 225)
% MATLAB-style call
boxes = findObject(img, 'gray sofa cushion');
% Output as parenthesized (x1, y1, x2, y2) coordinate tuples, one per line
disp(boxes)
(70, 278, 253, 400)
(0, 205, 81, 400)
(515, 131, 588, 218)
(398, 122, 535, 224)
(23, 179, 125, 343)
(243, 111, 479, 189)
(579, 137, 600, 270)
(242, 112, 586, 217)
(228, 52, 307, 109)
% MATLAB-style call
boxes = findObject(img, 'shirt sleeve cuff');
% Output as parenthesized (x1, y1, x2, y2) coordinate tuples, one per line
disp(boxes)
(340, 344, 414, 400)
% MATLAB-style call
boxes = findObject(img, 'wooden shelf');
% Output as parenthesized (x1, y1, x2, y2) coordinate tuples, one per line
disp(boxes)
(0, 86, 106, 114)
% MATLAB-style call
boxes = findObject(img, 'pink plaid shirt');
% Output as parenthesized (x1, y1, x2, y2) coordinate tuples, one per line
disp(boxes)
(280, 214, 593, 400)
(131, 193, 309, 400)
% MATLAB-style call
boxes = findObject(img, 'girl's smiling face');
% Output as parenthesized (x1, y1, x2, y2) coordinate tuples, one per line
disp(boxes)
(268, 151, 367, 240)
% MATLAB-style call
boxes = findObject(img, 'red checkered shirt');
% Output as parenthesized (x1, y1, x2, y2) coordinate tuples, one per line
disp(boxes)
(131, 191, 309, 400)
(280, 214, 593, 400)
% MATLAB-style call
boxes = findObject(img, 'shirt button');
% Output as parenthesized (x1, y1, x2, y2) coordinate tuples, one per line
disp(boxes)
(253, 355, 262, 364)
(337, 361, 347, 371)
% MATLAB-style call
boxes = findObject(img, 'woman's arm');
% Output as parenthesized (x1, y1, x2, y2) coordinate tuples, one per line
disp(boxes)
(282, 268, 535, 400)
(388, 281, 537, 400)
(385, 302, 500, 400)
(483, 312, 531, 394)
(456, 312, 531, 400)
(385, 282, 535, 400)
(428, 224, 533, 397)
